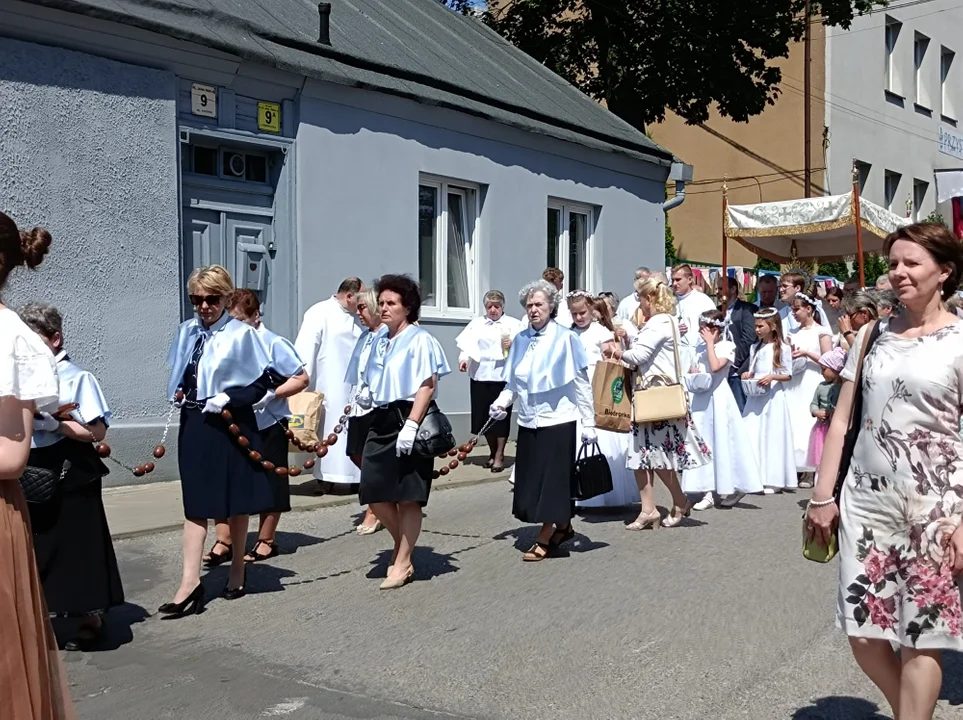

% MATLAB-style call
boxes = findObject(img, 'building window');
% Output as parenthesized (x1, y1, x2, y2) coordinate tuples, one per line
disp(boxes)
(913, 179, 929, 221)
(914, 32, 931, 111)
(942, 47, 956, 122)
(547, 200, 596, 292)
(855, 160, 871, 193)
(885, 16, 903, 97)
(418, 176, 477, 316)
(884, 170, 902, 213)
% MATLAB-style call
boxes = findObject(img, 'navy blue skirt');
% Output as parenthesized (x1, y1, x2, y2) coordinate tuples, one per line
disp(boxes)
(178, 405, 274, 519)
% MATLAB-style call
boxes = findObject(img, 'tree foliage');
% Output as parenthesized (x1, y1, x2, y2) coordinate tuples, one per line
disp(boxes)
(862, 254, 889, 286)
(473, 0, 882, 130)
(817, 261, 850, 282)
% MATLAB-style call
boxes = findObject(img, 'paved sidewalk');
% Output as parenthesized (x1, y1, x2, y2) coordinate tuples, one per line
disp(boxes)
(103, 442, 514, 538)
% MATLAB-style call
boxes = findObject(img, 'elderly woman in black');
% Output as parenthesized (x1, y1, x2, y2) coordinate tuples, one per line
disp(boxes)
(355, 274, 450, 589)
(20, 303, 123, 651)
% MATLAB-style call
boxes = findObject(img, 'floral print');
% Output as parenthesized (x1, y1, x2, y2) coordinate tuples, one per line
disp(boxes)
(838, 322, 963, 649)
(628, 412, 712, 472)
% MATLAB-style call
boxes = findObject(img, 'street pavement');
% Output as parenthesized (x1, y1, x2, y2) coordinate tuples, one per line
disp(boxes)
(64, 480, 963, 720)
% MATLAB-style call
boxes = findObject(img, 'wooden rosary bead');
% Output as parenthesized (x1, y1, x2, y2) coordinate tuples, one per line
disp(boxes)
(447, 449, 457, 457)
(316, 446, 328, 458)
(432, 470, 441, 480)
(175, 390, 185, 403)
(275, 465, 288, 477)
(262, 460, 275, 472)
(248, 450, 262, 463)
(439, 465, 450, 476)
(457, 452, 467, 462)
(343, 404, 352, 414)
(144, 462, 155, 474)
(220, 409, 233, 422)
(133, 466, 145, 477)
(153, 445, 166, 459)
(237, 436, 250, 448)
(459, 444, 470, 454)
(448, 459, 459, 470)
(333, 424, 344, 434)
(95, 442, 111, 458)
(289, 466, 302, 477)
(326, 433, 338, 446)
(437, 454, 448, 460)
(303, 458, 315, 469)
(338, 415, 347, 424)
(314, 442, 322, 453)
(285, 428, 295, 440)
(228, 424, 241, 436)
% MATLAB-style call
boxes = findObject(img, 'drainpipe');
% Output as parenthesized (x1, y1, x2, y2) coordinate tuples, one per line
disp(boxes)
(662, 162, 694, 212)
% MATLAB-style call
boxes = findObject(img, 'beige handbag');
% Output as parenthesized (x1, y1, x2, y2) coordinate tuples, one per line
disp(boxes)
(631, 316, 689, 424)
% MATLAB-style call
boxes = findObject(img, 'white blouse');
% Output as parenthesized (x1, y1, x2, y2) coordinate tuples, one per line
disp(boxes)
(456, 314, 523, 383)
(622, 314, 684, 383)
(0, 308, 59, 408)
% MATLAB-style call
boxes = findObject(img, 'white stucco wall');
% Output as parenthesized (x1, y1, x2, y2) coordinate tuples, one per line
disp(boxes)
(826, 0, 963, 218)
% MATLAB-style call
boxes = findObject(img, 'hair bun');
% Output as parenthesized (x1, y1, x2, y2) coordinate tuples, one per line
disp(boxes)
(19, 227, 52, 269)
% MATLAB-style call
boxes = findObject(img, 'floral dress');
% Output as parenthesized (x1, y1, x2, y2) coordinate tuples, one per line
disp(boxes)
(838, 320, 963, 649)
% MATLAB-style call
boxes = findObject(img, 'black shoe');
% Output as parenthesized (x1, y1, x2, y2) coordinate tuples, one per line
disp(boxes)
(158, 584, 205, 617)
(202, 540, 232, 567)
(244, 540, 279, 563)
(64, 623, 104, 652)
(222, 570, 247, 600)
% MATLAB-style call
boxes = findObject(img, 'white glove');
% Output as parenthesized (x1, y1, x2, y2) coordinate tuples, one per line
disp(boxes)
(253, 389, 275, 411)
(395, 419, 419, 456)
(203, 392, 231, 414)
(489, 404, 508, 421)
(33, 413, 60, 432)
(356, 386, 373, 410)
(581, 427, 597, 444)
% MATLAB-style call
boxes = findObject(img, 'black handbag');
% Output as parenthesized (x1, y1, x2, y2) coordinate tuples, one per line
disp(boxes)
(573, 442, 613, 501)
(397, 401, 456, 457)
(19, 455, 69, 504)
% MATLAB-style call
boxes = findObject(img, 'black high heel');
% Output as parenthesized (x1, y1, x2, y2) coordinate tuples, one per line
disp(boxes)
(222, 569, 247, 600)
(158, 584, 205, 617)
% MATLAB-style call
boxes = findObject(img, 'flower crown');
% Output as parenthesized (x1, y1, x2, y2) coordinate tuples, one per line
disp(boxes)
(699, 312, 727, 328)
(754, 307, 779, 319)
(794, 291, 817, 306)
(566, 290, 594, 300)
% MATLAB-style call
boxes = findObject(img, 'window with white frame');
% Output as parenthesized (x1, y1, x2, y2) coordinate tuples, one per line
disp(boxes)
(418, 177, 477, 316)
(942, 46, 956, 122)
(884, 170, 902, 213)
(547, 200, 596, 292)
(913, 179, 929, 221)
(885, 16, 903, 96)
(914, 32, 931, 109)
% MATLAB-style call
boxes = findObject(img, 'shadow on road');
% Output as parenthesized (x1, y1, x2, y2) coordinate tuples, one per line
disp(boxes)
(202, 563, 298, 595)
(942, 650, 963, 705)
(791, 696, 887, 719)
(492, 526, 609, 556)
(364, 545, 461, 582)
(53, 602, 149, 652)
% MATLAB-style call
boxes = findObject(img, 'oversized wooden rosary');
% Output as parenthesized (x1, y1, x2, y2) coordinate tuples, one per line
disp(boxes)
(94, 396, 486, 480)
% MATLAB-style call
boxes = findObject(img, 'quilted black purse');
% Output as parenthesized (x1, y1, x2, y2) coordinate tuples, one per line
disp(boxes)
(19, 456, 69, 504)
(573, 442, 613, 501)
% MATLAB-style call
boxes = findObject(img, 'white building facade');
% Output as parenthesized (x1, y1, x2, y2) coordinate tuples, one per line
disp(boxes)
(825, 0, 963, 223)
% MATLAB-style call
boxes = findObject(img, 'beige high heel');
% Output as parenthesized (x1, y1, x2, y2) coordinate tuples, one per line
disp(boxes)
(661, 501, 692, 528)
(380, 565, 414, 590)
(626, 510, 662, 531)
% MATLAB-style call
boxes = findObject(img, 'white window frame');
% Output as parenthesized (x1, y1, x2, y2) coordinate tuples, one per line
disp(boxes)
(418, 174, 479, 320)
(942, 46, 956, 122)
(914, 32, 930, 109)
(547, 199, 597, 293)
(885, 16, 903, 96)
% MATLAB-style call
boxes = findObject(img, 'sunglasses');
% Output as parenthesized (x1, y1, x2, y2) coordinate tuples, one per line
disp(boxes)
(190, 294, 223, 308)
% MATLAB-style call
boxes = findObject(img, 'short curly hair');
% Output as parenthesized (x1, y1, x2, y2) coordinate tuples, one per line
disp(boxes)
(518, 279, 561, 319)
(375, 274, 422, 323)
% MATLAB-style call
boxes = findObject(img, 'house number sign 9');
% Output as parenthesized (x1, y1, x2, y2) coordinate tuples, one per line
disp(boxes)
(190, 84, 217, 118)
(257, 102, 281, 133)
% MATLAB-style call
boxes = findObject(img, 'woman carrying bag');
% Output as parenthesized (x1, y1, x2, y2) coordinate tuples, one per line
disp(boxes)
(602, 277, 711, 530)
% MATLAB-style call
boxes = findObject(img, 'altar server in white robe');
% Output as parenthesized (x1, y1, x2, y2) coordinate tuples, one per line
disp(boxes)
(777, 272, 832, 334)
(671, 264, 717, 368)
(567, 291, 639, 509)
(294, 277, 365, 488)
(615, 267, 652, 322)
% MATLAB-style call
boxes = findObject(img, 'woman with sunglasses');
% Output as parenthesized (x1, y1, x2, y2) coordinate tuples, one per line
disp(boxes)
(160, 265, 274, 617)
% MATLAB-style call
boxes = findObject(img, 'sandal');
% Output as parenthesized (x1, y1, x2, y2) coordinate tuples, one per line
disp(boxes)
(203, 540, 232, 566)
(522, 541, 550, 562)
(244, 540, 279, 563)
(483, 458, 495, 469)
(549, 524, 575, 548)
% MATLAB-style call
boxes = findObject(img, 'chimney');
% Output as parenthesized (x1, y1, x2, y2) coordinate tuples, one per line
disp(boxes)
(318, 2, 331, 45)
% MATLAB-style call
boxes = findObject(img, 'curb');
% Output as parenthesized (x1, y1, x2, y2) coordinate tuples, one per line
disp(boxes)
(110, 470, 511, 540)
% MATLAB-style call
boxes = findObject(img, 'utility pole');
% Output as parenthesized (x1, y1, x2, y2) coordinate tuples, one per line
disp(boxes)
(803, 0, 812, 198)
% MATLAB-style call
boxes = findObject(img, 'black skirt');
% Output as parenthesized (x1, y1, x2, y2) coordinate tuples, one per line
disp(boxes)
(259, 420, 291, 513)
(29, 477, 124, 616)
(178, 405, 275, 519)
(359, 404, 433, 506)
(470, 379, 511, 436)
(512, 422, 577, 525)
(346, 412, 375, 457)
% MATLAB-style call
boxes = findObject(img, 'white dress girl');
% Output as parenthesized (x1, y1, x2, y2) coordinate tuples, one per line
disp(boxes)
(741, 341, 797, 491)
(682, 340, 764, 498)
(573, 322, 639, 508)
(784, 323, 832, 471)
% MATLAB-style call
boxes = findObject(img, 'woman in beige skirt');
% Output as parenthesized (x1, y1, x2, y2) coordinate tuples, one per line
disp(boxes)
(0, 211, 75, 719)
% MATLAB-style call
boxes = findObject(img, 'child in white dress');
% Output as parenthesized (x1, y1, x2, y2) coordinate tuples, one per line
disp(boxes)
(741, 308, 797, 494)
(568, 291, 639, 508)
(683, 310, 764, 509)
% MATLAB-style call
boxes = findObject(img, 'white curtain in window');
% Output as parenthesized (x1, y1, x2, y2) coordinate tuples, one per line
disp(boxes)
(447, 192, 470, 308)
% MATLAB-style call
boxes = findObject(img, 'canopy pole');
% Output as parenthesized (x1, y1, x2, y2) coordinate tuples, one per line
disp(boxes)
(722, 178, 729, 312)
(852, 160, 866, 288)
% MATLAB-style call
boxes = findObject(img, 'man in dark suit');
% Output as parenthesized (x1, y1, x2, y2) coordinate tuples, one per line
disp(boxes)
(718, 276, 758, 413)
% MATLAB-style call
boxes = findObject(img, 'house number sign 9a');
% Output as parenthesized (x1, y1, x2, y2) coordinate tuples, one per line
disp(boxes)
(190, 84, 217, 118)
(257, 102, 281, 133)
